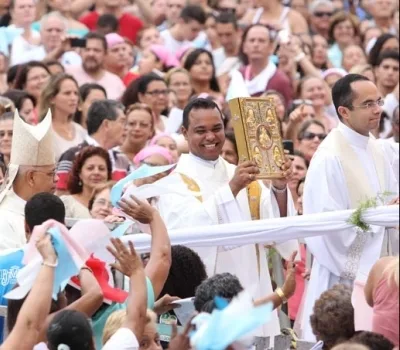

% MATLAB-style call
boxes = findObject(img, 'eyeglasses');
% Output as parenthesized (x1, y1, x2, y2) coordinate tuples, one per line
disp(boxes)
(352, 99, 384, 110)
(314, 11, 333, 18)
(33, 169, 57, 179)
(301, 132, 326, 141)
(146, 89, 170, 97)
(293, 99, 313, 107)
(93, 198, 112, 209)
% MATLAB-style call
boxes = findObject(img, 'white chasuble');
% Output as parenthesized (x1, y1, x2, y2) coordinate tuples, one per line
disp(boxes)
(0, 189, 27, 252)
(301, 123, 399, 341)
(156, 153, 299, 339)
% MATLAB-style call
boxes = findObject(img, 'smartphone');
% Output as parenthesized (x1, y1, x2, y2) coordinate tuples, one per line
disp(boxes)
(70, 38, 86, 48)
(283, 140, 294, 156)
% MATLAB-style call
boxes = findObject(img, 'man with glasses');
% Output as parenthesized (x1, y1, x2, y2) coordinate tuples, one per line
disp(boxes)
(309, 0, 335, 40)
(301, 74, 399, 341)
(0, 110, 57, 252)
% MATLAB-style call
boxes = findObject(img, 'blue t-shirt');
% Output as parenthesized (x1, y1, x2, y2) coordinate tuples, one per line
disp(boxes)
(0, 249, 24, 342)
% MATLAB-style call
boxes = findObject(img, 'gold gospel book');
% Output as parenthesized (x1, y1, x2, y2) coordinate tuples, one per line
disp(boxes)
(229, 97, 285, 179)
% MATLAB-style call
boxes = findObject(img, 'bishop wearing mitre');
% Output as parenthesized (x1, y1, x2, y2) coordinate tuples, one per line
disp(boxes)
(0, 110, 56, 252)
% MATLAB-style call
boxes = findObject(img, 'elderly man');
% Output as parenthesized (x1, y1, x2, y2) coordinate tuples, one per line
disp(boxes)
(13, 11, 81, 66)
(0, 110, 57, 251)
(309, 0, 335, 40)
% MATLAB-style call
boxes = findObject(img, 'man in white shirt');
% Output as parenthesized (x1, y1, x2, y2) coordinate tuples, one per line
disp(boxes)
(0, 110, 57, 252)
(160, 4, 207, 54)
(66, 32, 126, 100)
(14, 11, 82, 66)
(301, 74, 399, 341)
(156, 98, 299, 340)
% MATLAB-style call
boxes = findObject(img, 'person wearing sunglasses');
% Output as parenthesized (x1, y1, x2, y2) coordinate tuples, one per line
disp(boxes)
(300, 74, 399, 342)
(296, 119, 326, 162)
(309, 0, 335, 40)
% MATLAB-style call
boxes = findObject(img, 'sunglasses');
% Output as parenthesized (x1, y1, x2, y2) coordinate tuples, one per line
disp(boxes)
(302, 132, 327, 141)
(314, 11, 333, 18)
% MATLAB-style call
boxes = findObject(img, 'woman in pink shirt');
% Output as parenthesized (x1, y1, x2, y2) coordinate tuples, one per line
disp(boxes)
(365, 256, 399, 346)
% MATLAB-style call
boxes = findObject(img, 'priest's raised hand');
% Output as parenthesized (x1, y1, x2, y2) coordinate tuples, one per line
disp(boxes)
(229, 160, 260, 197)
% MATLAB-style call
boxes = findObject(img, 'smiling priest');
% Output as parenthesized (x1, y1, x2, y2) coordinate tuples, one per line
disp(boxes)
(0, 110, 56, 252)
(156, 98, 299, 340)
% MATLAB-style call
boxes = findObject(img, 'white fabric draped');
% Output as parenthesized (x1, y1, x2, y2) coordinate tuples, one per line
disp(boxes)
(121, 205, 399, 254)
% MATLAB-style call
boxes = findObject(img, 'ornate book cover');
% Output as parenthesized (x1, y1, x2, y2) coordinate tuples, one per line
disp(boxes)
(229, 97, 285, 179)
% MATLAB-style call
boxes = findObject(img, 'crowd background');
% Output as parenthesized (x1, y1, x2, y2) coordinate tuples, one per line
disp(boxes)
(0, 0, 399, 349)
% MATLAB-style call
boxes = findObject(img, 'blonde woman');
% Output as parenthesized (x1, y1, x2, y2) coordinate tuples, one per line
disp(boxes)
(38, 73, 87, 160)
(364, 256, 399, 346)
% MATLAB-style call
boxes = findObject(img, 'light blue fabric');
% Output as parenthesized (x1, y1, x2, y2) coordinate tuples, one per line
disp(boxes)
(93, 277, 155, 350)
(110, 164, 176, 207)
(31, 22, 89, 38)
(0, 249, 24, 342)
(0, 27, 23, 56)
(48, 227, 79, 299)
(328, 43, 343, 69)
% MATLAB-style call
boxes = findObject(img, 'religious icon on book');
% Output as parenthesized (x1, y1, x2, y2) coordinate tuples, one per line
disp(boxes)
(229, 97, 286, 179)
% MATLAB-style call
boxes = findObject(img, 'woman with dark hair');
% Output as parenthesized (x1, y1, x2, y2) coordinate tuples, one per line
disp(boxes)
(183, 48, 223, 102)
(74, 83, 107, 128)
(121, 73, 169, 133)
(2, 89, 36, 124)
(38, 73, 87, 160)
(327, 12, 360, 68)
(296, 119, 327, 162)
(61, 146, 112, 219)
(368, 33, 399, 67)
(13, 61, 51, 105)
(221, 130, 238, 165)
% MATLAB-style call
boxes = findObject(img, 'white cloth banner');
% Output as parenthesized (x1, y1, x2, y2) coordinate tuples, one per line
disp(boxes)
(121, 205, 399, 254)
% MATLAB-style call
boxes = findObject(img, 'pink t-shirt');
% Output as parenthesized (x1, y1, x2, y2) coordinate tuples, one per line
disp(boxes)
(66, 65, 126, 100)
(372, 277, 399, 346)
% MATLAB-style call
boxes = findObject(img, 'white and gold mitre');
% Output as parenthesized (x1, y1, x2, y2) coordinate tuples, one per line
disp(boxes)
(10, 109, 54, 166)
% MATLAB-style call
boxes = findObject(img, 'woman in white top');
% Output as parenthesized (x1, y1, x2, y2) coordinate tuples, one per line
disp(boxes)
(241, 0, 308, 37)
(8, 0, 41, 66)
(38, 73, 87, 160)
(61, 146, 112, 219)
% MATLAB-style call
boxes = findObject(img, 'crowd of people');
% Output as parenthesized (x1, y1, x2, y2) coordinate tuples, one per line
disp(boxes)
(0, 0, 399, 349)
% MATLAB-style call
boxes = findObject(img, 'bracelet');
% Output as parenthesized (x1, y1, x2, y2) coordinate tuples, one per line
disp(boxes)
(42, 259, 58, 268)
(271, 184, 287, 194)
(295, 52, 306, 63)
(80, 266, 93, 274)
(275, 287, 288, 304)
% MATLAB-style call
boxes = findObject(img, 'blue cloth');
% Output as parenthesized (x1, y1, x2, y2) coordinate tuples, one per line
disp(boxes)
(328, 43, 343, 68)
(93, 277, 155, 350)
(31, 22, 89, 38)
(0, 27, 23, 55)
(0, 249, 24, 342)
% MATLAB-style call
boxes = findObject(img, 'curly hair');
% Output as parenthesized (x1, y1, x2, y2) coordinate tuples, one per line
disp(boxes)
(349, 331, 394, 350)
(194, 273, 243, 313)
(67, 146, 112, 195)
(310, 284, 355, 350)
(158, 245, 207, 300)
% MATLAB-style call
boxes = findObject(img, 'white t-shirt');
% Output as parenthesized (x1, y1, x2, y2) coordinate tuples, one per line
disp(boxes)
(102, 328, 139, 350)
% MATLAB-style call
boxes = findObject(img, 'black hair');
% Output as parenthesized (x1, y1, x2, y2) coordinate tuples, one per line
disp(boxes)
(216, 11, 238, 30)
(47, 310, 95, 350)
(238, 24, 271, 65)
(159, 245, 207, 300)
(121, 73, 165, 108)
(224, 130, 237, 154)
(296, 177, 306, 195)
(331, 74, 370, 120)
(376, 49, 400, 67)
(14, 61, 51, 90)
(294, 150, 310, 168)
(86, 99, 124, 135)
(184, 48, 220, 93)
(368, 34, 399, 67)
(180, 4, 207, 25)
(85, 32, 108, 51)
(74, 83, 107, 125)
(297, 119, 326, 140)
(349, 331, 394, 350)
(194, 273, 244, 312)
(96, 13, 119, 32)
(7, 64, 21, 86)
(2, 89, 36, 110)
(25, 193, 66, 231)
(182, 97, 223, 130)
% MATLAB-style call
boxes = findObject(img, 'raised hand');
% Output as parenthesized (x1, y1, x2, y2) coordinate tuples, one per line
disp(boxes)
(118, 195, 157, 224)
(229, 160, 260, 197)
(107, 238, 142, 277)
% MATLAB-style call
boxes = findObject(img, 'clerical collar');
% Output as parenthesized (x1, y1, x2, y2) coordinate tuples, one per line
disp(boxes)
(338, 122, 369, 150)
(188, 153, 220, 168)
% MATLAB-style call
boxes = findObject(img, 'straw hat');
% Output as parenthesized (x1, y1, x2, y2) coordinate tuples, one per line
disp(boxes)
(0, 109, 55, 203)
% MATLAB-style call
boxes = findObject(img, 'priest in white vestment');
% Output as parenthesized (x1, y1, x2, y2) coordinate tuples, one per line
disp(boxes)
(0, 110, 56, 251)
(155, 98, 299, 339)
(301, 75, 399, 341)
